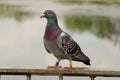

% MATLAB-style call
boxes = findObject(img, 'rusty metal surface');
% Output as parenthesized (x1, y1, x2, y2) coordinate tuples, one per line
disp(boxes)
(0, 68, 120, 77)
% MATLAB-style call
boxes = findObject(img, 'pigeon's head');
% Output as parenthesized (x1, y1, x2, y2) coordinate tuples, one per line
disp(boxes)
(40, 10, 57, 19)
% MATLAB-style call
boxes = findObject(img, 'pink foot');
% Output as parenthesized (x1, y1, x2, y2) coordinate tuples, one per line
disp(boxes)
(47, 65, 61, 69)
(64, 65, 75, 70)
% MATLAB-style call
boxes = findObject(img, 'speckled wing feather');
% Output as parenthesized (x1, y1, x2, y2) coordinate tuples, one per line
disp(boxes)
(56, 32, 80, 56)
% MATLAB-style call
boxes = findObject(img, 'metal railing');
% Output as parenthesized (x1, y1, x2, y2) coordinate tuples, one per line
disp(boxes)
(0, 68, 120, 80)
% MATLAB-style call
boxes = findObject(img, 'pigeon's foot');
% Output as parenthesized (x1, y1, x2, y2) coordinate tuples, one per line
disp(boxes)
(47, 65, 61, 69)
(64, 60, 75, 70)
(64, 65, 75, 70)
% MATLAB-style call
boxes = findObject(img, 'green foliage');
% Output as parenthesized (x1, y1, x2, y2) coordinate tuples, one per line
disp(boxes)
(92, 16, 115, 39)
(0, 4, 32, 21)
(56, 0, 82, 3)
(56, 0, 120, 5)
(64, 15, 118, 40)
(64, 15, 92, 32)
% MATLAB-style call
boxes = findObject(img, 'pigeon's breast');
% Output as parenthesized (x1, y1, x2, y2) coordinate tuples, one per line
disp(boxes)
(44, 26, 61, 40)
(44, 39, 69, 59)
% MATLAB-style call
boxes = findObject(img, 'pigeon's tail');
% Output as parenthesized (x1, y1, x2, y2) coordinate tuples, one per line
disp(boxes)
(72, 51, 91, 66)
(82, 60, 91, 65)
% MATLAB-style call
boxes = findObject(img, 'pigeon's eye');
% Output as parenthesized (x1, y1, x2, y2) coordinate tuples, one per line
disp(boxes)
(47, 11, 52, 16)
(48, 12, 51, 15)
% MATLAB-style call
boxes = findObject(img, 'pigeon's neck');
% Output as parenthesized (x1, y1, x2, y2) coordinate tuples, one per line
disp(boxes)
(47, 18, 58, 28)
(44, 18, 62, 40)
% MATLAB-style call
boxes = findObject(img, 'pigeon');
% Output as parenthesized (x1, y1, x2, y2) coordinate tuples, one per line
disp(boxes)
(40, 10, 91, 69)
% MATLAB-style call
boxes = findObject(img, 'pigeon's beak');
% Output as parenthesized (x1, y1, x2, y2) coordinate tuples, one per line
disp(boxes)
(40, 13, 46, 18)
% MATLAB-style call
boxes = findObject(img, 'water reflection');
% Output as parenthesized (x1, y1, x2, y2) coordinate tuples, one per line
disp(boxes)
(0, 4, 32, 21)
(64, 15, 120, 45)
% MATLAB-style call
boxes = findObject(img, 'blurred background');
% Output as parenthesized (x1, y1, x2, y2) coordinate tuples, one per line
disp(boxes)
(0, 0, 120, 80)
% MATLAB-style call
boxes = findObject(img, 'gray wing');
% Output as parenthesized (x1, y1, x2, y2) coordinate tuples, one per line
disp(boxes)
(56, 32, 90, 64)
(56, 32, 81, 56)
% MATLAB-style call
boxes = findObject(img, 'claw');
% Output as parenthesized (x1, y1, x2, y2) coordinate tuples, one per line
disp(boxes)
(47, 65, 61, 69)
(64, 59, 75, 70)
(64, 65, 75, 70)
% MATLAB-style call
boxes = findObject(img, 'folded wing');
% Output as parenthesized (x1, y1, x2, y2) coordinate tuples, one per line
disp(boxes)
(56, 32, 91, 65)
